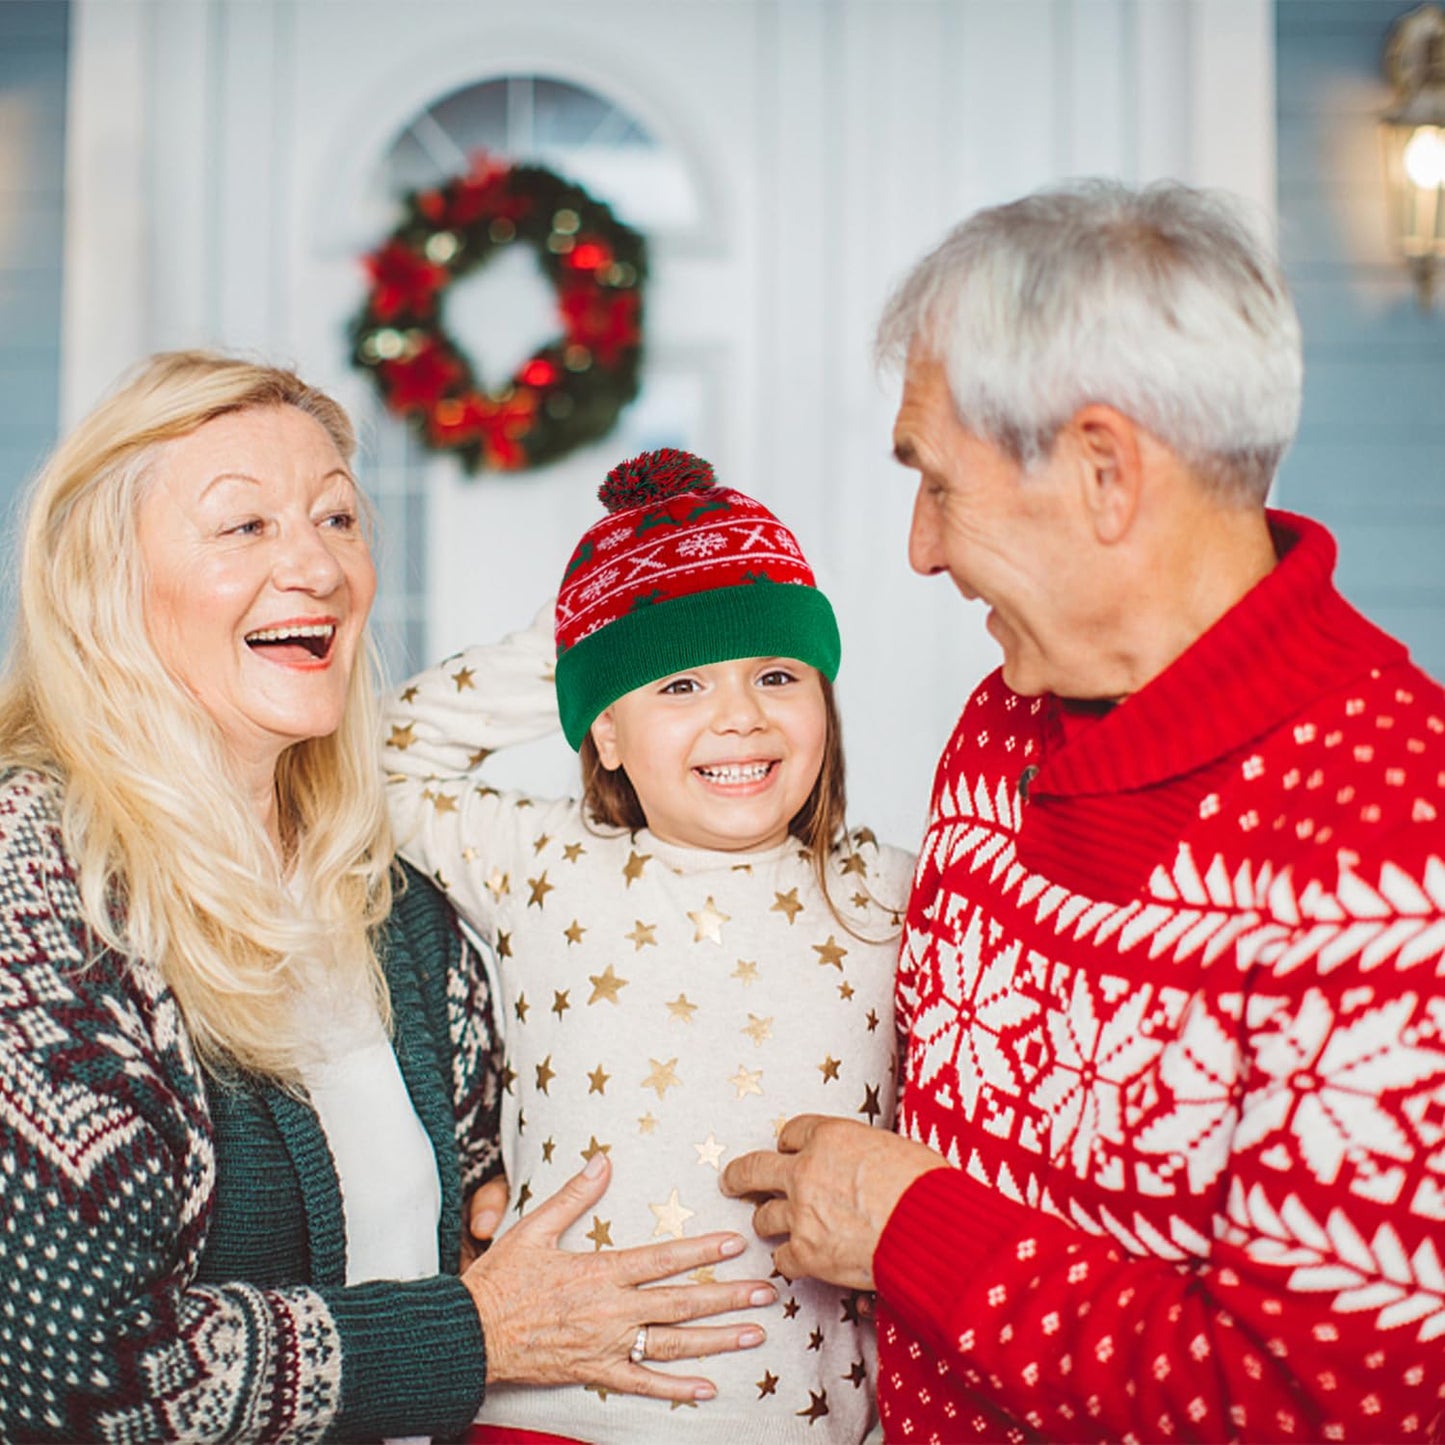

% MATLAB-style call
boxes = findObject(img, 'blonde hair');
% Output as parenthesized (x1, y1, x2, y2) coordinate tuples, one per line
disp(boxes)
(0, 351, 393, 1083)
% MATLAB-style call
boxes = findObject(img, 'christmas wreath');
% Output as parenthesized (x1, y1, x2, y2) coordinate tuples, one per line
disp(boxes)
(350, 154, 646, 472)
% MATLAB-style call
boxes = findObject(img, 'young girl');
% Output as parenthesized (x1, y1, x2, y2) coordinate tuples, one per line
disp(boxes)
(382, 450, 913, 1444)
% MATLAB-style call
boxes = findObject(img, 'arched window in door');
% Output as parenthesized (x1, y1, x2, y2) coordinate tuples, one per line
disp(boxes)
(365, 75, 706, 680)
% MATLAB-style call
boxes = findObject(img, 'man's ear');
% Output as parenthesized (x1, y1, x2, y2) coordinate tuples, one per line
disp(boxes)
(1068, 404, 1144, 545)
(590, 707, 623, 771)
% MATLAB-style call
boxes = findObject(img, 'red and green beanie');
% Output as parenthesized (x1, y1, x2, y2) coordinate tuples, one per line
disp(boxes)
(554, 449, 840, 749)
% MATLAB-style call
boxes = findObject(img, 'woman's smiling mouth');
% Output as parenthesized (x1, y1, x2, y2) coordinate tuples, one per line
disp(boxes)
(244, 620, 337, 663)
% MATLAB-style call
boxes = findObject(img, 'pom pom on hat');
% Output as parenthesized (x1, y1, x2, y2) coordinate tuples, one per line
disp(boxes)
(554, 448, 840, 749)
(599, 448, 716, 512)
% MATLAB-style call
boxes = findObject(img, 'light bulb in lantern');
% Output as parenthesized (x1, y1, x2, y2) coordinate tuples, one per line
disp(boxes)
(1402, 125, 1445, 189)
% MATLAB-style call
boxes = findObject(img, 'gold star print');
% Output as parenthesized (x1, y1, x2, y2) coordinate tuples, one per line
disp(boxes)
(782, 1296, 801, 1319)
(694, 1132, 726, 1170)
(838, 980, 855, 1002)
(562, 841, 586, 863)
(840, 1292, 866, 1324)
(840, 852, 868, 877)
(650, 1187, 695, 1238)
(588, 964, 628, 1005)
(587, 1064, 611, 1095)
(533, 832, 551, 855)
(851, 891, 870, 910)
(514, 993, 529, 1023)
(527, 873, 554, 908)
(741, 1014, 773, 1047)
(642, 1057, 680, 1099)
(451, 666, 475, 691)
(808, 1326, 824, 1351)
(535, 1056, 555, 1094)
(517, 1109, 526, 1135)
(499, 1063, 517, 1094)
(399, 685, 419, 704)
(732, 959, 759, 986)
(688, 897, 729, 945)
(551, 989, 570, 1019)
(585, 1215, 613, 1250)
(563, 919, 586, 946)
(853, 826, 877, 847)
(757, 1371, 779, 1398)
(387, 722, 415, 750)
(730, 1065, 763, 1100)
(859, 1084, 882, 1124)
(625, 919, 657, 951)
(512, 1180, 532, 1215)
(813, 935, 847, 970)
(461, 846, 477, 864)
(622, 849, 652, 885)
(845, 1359, 868, 1388)
(580, 1135, 611, 1164)
(638, 1112, 658, 1135)
(669, 1401, 698, 1413)
(485, 870, 509, 898)
(497, 931, 513, 959)
(466, 747, 490, 768)
(666, 993, 698, 1023)
(432, 792, 458, 815)
(542, 1137, 556, 1163)
(690, 1265, 717, 1283)
(866, 1008, 880, 1033)
(772, 1115, 789, 1139)
(798, 1389, 830, 1424)
(819, 1055, 841, 1083)
(585, 1385, 611, 1403)
(771, 888, 804, 923)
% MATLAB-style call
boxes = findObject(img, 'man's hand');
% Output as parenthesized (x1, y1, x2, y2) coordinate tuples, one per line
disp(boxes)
(720, 1114, 948, 1289)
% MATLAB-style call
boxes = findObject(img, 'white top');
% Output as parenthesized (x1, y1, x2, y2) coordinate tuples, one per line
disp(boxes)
(382, 611, 916, 1445)
(293, 975, 442, 1287)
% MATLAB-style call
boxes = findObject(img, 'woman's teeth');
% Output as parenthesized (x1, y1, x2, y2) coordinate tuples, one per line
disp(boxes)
(696, 762, 773, 784)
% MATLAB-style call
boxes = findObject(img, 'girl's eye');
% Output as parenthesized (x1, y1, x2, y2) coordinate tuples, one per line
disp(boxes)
(660, 677, 699, 695)
(759, 669, 797, 687)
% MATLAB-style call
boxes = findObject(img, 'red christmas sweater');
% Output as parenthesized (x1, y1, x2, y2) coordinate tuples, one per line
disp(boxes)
(874, 512, 1445, 1443)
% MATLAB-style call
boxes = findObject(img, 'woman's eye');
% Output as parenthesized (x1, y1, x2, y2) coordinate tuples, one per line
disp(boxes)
(320, 510, 358, 532)
(224, 518, 264, 537)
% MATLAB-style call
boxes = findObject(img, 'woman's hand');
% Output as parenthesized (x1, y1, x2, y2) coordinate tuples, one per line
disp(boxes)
(462, 1153, 774, 1403)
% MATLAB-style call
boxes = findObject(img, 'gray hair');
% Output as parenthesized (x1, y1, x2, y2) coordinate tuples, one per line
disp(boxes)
(876, 179, 1303, 502)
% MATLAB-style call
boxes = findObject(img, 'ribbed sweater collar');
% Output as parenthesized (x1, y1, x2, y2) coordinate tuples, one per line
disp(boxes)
(1029, 511, 1408, 798)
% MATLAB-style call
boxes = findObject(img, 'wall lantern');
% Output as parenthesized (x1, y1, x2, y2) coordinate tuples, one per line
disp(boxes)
(1382, 3, 1445, 308)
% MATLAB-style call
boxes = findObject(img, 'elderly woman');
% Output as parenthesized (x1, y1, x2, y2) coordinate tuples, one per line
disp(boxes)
(0, 352, 773, 1442)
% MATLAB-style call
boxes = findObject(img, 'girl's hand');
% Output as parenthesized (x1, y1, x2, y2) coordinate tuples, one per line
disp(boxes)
(460, 1174, 511, 1269)
(462, 1154, 774, 1402)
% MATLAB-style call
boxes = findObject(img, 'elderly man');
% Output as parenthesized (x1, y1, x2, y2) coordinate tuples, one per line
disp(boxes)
(723, 180, 1445, 1442)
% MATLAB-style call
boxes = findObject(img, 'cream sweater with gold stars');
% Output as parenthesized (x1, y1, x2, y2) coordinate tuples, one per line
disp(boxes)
(382, 613, 914, 1444)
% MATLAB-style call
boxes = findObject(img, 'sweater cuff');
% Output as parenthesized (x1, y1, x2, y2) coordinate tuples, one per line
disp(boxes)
(329, 1275, 486, 1440)
(873, 1166, 1030, 1356)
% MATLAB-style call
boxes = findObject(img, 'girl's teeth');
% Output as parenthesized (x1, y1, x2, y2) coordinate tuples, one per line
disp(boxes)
(698, 763, 771, 783)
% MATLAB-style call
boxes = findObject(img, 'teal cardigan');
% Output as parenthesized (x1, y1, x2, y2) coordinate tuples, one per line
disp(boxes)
(0, 769, 501, 1443)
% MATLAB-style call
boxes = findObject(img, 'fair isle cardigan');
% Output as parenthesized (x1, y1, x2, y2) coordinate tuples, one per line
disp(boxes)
(0, 769, 501, 1442)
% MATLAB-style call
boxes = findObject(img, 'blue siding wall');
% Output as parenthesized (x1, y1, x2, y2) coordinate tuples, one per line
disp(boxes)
(1276, 0, 1445, 681)
(0, 0, 67, 540)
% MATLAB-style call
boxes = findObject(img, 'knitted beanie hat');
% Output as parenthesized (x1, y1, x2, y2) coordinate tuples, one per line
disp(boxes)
(554, 449, 840, 749)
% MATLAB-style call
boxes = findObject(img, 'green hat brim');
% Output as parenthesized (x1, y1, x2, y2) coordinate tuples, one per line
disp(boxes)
(556, 583, 840, 750)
